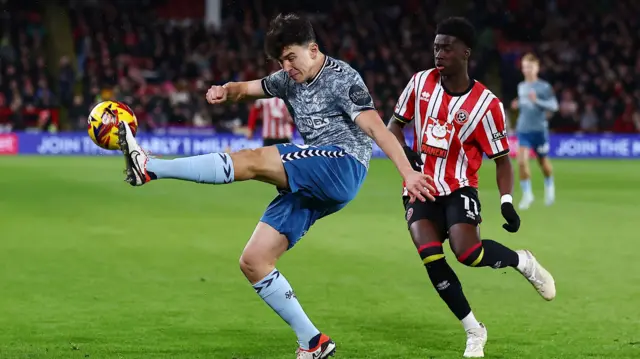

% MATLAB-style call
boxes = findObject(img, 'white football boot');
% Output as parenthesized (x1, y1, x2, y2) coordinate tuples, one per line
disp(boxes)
(464, 323, 488, 358)
(545, 184, 555, 206)
(518, 192, 534, 210)
(295, 334, 336, 359)
(515, 250, 556, 301)
(117, 121, 151, 186)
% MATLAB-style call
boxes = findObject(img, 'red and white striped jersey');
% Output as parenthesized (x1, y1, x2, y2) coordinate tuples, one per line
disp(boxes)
(393, 69, 510, 197)
(248, 97, 293, 139)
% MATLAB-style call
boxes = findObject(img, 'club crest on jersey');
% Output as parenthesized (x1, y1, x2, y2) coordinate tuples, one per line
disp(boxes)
(454, 109, 470, 124)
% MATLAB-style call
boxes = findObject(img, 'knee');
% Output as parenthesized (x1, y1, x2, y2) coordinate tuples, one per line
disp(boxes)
(232, 148, 263, 176)
(239, 249, 276, 282)
(239, 251, 261, 277)
(455, 243, 484, 267)
(517, 158, 528, 169)
(416, 241, 446, 266)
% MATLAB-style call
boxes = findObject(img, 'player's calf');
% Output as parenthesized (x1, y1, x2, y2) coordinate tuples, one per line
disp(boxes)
(539, 157, 555, 206)
(413, 227, 486, 357)
(117, 122, 288, 188)
(418, 241, 480, 327)
(241, 222, 326, 351)
(455, 239, 520, 269)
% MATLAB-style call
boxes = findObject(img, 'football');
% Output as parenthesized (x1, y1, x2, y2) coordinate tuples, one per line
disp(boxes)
(87, 100, 138, 150)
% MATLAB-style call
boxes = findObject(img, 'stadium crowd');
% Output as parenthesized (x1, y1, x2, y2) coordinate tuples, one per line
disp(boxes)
(497, 0, 640, 133)
(1, 0, 639, 134)
(0, 5, 61, 131)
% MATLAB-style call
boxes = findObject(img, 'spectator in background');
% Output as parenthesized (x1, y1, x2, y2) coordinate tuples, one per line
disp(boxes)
(579, 102, 599, 133)
(58, 56, 76, 107)
(69, 94, 87, 130)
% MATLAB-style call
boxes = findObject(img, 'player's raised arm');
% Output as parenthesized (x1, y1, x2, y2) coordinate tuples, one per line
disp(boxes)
(206, 79, 265, 104)
(206, 69, 288, 104)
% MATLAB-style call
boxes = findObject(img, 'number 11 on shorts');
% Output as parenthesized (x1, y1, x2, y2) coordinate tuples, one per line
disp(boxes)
(461, 194, 479, 216)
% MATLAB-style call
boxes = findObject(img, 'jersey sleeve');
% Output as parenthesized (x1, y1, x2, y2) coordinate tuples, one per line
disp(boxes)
(475, 99, 510, 159)
(261, 70, 288, 99)
(339, 70, 375, 121)
(536, 82, 559, 112)
(392, 74, 417, 124)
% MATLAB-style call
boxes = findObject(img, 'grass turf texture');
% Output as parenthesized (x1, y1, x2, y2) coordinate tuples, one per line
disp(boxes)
(0, 157, 638, 359)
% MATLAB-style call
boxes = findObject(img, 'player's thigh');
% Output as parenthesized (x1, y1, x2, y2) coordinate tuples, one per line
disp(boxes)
(516, 133, 532, 160)
(403, 196, 447, 246)
(230, 145, 288, 188)
(443, 187, 482, 256)
(517, 144, 530, 164)
(280, 144, 367, 203)
(259, 192, 327, 251)
(240, 221, 290, 282)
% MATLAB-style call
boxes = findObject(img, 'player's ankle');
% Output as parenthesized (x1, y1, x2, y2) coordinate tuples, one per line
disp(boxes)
(516, 251, 529, 272)
(461, 311, 481, 331)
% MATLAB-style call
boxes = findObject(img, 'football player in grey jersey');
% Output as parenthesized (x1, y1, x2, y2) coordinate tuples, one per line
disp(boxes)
(117, 13, 434, 358)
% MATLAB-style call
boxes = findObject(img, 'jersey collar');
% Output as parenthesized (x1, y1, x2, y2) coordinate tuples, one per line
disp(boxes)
(440, 77, 475, 97)
(305, 55, 329, 87)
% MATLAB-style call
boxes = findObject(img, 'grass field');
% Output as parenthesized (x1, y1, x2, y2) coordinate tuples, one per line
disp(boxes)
(0, 156, 638, 359)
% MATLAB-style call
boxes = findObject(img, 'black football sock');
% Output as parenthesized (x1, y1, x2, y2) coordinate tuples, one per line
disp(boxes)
(418, 242, 475, 322)
(457, 239, 519, 268)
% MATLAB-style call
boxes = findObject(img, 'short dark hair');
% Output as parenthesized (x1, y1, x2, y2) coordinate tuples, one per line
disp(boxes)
(435, 17, 476, 49)
(264, 13, 316, 60)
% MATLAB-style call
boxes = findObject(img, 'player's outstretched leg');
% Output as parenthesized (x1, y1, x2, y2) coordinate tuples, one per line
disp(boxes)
(240, 222, 335, 359)
(538, 156, 555, 206)
(450, 224, 556, 301)
(117, 121, 288, 188)
(410, 220, 487, 358)
(517, 146, 534, 210)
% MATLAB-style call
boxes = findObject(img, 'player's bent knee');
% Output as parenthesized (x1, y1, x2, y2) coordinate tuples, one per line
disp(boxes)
(455, 242, 485, 267)
(239, 251, 274, 282)
(231, 147, 286, 186)
(416, 240, 446, 266)
(231, 148, 262, 177)
(517, 157, 528, 168)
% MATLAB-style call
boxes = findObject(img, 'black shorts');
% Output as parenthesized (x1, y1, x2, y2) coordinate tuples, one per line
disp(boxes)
(403, 186, 482, 240)
(263, 137, 291, 146)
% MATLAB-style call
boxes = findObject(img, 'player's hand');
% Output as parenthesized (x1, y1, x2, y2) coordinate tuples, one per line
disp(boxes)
(206, 85, 227, 104)
(403, 145, 423, 171)
(528, 91, 537, 102)
(510, 98, 519, 110)
(246, 129, 254, 139)
(501, 201, 521, 233)
(404, 171, 436, 203)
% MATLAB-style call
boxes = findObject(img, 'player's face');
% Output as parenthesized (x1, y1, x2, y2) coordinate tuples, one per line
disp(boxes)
(278, 43, 318, 83)
(433, 35, 467, 76)
(521, 60, 539, 78)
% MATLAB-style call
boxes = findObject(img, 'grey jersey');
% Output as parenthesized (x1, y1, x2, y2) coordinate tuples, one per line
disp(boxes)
(260, 56, 375, 168)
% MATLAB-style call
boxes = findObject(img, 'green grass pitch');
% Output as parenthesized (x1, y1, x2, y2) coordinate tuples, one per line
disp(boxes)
(0, 156, 638, 359)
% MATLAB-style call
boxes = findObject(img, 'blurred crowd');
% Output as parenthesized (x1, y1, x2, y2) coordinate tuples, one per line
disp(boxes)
(0, 5, 61, 131)
(498, 0, 640, 133)
(66, 0, 459, 133)
(0, 0, 639, 134)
